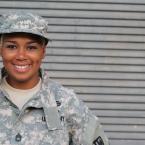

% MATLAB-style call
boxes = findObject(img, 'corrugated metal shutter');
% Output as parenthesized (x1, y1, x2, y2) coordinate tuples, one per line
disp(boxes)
(0, 0, 145, 145)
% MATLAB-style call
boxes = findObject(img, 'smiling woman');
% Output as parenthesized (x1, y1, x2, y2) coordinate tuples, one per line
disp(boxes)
(0, 11, 109, 145)
(1, 33, 46, 89)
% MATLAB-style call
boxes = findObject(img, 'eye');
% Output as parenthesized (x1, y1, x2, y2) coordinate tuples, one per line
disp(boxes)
(27, 45, 38, 51)
(4, 44, 17, 50)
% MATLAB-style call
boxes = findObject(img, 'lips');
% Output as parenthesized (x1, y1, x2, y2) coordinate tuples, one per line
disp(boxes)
(14, 64, 31, 73)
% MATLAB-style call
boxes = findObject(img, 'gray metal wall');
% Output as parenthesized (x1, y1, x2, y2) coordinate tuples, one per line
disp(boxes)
(0, 0, 145, 145)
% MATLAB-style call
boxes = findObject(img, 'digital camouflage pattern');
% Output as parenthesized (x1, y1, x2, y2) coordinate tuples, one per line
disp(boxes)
(0, 70, 109, 145)
(0, 12, 49, 41)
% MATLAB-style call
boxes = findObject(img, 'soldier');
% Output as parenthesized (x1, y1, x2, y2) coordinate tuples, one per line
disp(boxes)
(0, 11, 109, 145)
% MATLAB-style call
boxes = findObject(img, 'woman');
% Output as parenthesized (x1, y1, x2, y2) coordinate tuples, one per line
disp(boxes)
(0, 11, 109, 145)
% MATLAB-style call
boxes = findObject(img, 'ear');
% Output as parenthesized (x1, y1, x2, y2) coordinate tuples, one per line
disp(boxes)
(0, 42, 4, 57)
(42, 46, 46, 59)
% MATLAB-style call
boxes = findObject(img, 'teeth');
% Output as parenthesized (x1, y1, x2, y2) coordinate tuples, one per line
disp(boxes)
(15, 65, 29, 69)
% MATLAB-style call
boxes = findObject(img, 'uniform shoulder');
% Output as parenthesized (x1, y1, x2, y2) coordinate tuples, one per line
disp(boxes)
(48, 78, 75, 101)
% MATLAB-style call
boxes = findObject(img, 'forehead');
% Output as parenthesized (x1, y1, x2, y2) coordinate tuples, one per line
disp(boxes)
(2, 33, 45, 44)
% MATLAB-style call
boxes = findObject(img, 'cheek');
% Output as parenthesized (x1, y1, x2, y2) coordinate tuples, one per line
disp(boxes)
(28, 54, 44, 66)
(1, 52, 14, 63)
(29, 50, 45, 62)
(1, 49, 15, 60)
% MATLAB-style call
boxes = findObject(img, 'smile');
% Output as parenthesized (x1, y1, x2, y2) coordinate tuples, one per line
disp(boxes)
(14, 65, 31, 72)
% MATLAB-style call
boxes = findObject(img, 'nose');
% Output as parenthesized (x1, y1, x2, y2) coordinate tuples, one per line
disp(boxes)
(16, 48, 27, 60)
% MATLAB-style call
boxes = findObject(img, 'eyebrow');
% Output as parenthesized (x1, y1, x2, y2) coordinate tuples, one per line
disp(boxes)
(4, 40, 17, 43)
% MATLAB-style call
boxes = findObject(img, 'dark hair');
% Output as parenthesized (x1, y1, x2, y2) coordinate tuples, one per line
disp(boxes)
(1, 67, 7, 78)
(1, 32, 49, 45)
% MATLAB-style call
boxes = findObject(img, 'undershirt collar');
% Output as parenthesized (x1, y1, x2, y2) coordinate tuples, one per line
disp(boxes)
(1, 77, 42, 110)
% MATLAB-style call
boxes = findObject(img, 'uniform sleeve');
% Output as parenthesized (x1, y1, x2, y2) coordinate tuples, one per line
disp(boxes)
(64, 89, 109, 145)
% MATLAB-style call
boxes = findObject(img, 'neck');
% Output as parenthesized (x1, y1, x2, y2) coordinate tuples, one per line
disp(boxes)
(6, 76, 40, 90)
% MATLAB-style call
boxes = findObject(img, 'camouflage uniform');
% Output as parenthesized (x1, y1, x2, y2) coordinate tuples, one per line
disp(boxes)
(0, 70, 109, 145)
(0, 12, 109, 145)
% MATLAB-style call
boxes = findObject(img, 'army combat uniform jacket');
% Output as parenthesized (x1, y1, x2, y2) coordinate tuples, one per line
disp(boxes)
(0, 70, 109, 145)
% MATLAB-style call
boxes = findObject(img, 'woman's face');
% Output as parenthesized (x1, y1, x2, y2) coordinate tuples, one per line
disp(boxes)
(0, 33, 46, 89)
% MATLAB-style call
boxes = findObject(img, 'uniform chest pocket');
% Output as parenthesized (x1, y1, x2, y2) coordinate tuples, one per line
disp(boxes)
(22, 108, 69, 144)
(22, 107, 62, 129)
(38, 107, 69, 145)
